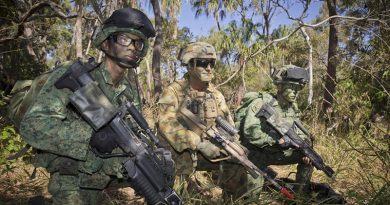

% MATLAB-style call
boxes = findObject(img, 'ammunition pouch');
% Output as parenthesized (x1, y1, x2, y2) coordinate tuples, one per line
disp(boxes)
(45, 157, 80, 176)
(255, 102, 275, 120)
(58, 158, 80, 176)
(79, 172, 111, 190)
(70, 81, 117, 131)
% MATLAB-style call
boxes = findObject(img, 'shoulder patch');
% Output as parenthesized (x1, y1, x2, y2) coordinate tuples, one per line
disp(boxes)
(249, 98, 264, 113)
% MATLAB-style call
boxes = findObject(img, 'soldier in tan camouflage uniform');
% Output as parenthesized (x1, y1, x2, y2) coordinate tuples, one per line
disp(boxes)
(158, 42, 247, 200)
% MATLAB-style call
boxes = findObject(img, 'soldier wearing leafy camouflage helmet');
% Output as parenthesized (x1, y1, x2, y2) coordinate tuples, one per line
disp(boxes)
(235, 65, 313, 198)
(158, 42, 248, 199)
(20, 8, 156, 204)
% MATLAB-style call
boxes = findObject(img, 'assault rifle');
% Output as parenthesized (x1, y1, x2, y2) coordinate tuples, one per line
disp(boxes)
(55, 60, 182, 205)
(179, 107, 294, 199)
(256, 103, 335, 179)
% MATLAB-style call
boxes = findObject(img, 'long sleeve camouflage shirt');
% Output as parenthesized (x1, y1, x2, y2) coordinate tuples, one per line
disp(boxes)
(20, 61, 141, 161)
(241, 92, 309, 149)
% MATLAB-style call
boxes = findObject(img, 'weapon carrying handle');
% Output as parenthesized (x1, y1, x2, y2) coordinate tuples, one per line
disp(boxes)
(126, 101, 160, 146)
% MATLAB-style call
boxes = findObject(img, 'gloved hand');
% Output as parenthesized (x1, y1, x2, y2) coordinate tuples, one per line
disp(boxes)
(278, 136, 296, 149)
(90, 126, 118, 153)
(186, 130, 201, 150)
(197, 140, 221, 159)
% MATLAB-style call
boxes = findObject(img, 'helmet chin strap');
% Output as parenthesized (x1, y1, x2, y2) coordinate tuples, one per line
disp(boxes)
(104, 51, 141, 69)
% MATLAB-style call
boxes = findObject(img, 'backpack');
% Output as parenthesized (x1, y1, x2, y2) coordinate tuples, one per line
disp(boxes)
(7, 59, 94, 129)
(234, 92, 275, 135)
(7, 72, 51, 129)
(5, 72, 52, 160)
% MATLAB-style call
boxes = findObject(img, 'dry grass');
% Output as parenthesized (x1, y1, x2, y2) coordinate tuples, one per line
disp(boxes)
(0, 163, 49, 205)
(0, 162, 147, 205)
(0, 102, 389, 204)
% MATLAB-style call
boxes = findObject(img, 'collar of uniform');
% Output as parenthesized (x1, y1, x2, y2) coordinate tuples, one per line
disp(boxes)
(98, 62, 127, 96)
(187, 81, 216, 93)
(206, 83, 217, 93)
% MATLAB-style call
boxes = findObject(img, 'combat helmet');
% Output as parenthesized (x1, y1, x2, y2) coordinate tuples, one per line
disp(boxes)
(271, 64, 309, 85)
(178, 42, 217, 65)
(93, 7, 156, 58)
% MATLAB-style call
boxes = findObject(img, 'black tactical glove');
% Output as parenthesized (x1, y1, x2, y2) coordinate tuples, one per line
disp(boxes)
(90, 126, 118, 153)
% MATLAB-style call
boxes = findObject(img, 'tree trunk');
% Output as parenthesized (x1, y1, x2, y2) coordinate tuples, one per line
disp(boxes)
(234, 84, 245, 107)
(128, 68, 143, 104)
(172, 7, 178, 40)
(213, 11, 221, 31)
(167, 58, 173, 83)
(170, 2, 179, 82)
(151, 0, 163, 99)
(74, 2, 83, 59)
(105, 0, 118, 17)
(323, 0, 338, 114)
(24, 23, 37, 61)
(130, 0, 137, 8)
(260, 0, 272, 75)
(85, 19, 98, 56)
(145, 54, 153, 103)
(300, 27, 313, 105)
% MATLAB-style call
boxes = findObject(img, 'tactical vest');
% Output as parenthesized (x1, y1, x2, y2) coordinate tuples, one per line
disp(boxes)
(170, 80, 221, 127)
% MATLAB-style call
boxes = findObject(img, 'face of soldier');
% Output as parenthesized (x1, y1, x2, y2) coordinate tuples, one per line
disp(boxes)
(188, 58, 216, 82)
(103, 32, 143, 68)
(280, 84, 303, 103)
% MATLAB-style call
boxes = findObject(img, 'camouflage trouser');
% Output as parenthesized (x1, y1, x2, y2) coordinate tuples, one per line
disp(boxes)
(48, 172, 105, 205)
(174, 150, 248, 200)
(246, 146, 314, 198)
(35, 149, 127, 205)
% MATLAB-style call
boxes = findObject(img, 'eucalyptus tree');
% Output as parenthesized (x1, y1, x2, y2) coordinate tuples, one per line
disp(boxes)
(150, 0, 163, 98)
(161, 0, 182, 83)
(322, 0, 338, 115)
(73, 0, 85, 58)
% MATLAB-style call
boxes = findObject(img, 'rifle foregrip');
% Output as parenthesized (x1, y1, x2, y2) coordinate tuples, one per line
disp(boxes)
(216, 116, 238, 136)
(126, 101, 160, 145)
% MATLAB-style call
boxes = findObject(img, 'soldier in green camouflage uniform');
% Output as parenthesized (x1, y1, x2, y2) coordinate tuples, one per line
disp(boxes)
(158, 42, 247, 199)
(236, 65, 314, 198)
(20, 8, 156, 205)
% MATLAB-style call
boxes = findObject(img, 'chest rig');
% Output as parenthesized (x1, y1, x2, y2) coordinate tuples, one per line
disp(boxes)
(184, 88, 219, 127)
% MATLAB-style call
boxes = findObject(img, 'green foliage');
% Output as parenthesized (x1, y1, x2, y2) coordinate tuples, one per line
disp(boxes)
(0, 91, 29, 175)
(0, 125, 26, 174)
